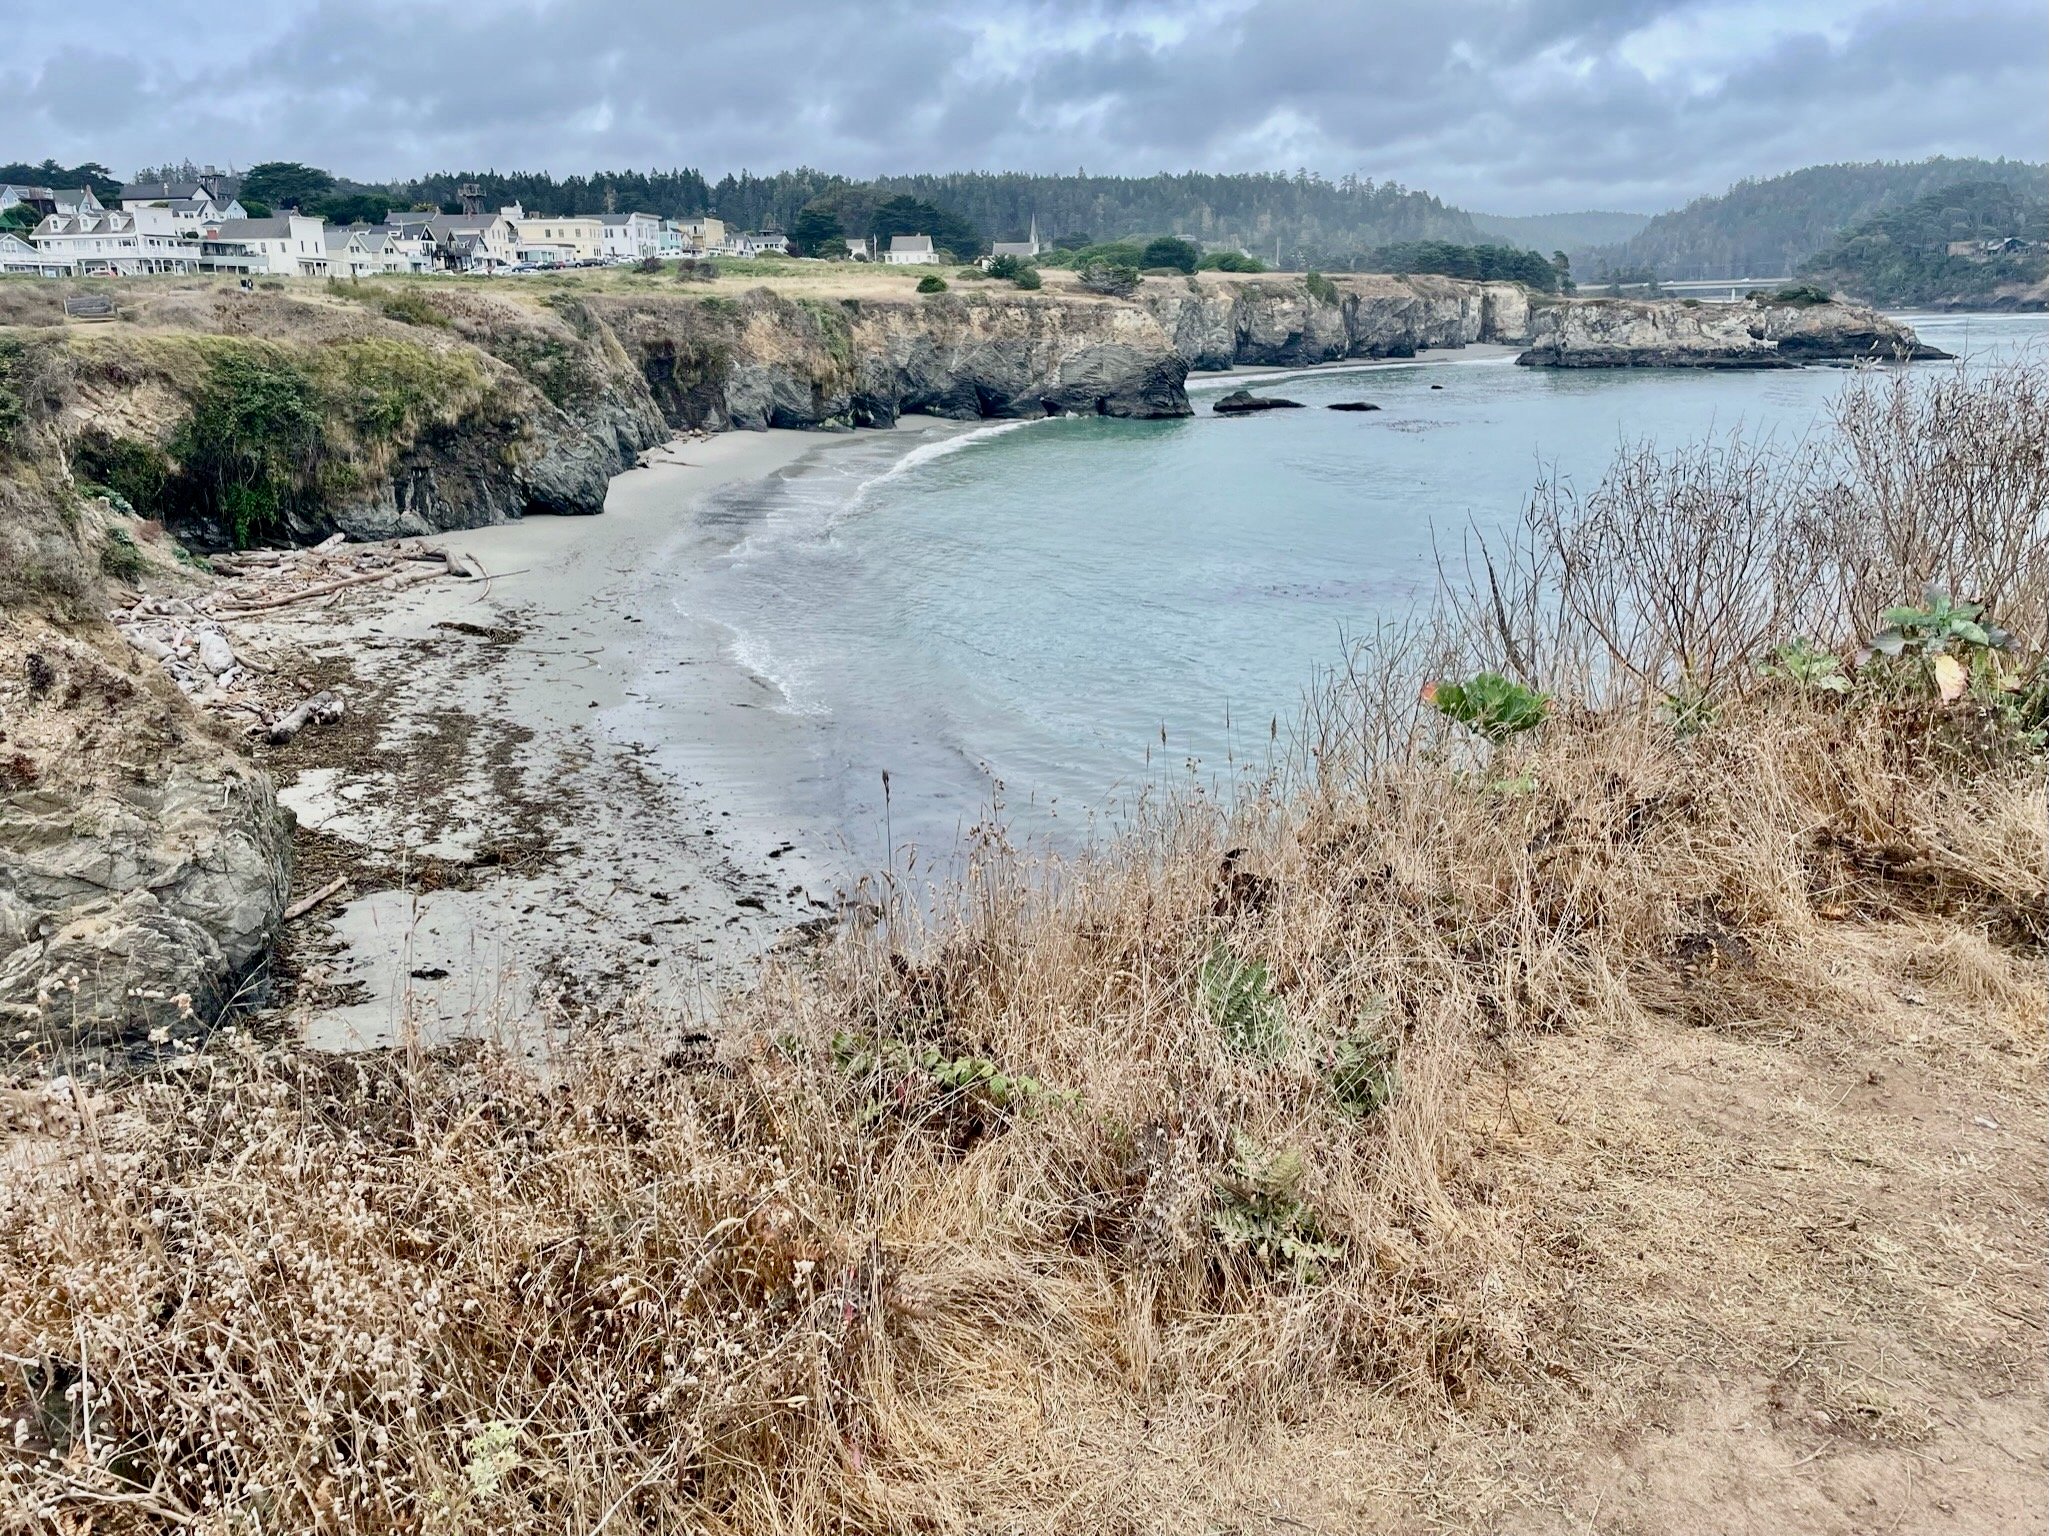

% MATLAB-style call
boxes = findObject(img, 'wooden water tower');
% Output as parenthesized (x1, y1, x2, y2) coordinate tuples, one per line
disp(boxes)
(458, 182, 483, 216)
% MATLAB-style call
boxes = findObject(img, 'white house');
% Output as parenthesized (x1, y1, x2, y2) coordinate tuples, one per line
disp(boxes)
(120, 171, 237, 209)
(31, 206, 197, 275)
(199, 215, 330, 277)
(885, 234, 938, 265)
(138, 193, 246, 235)
(0, 230, 69, 276)
(327, 225, 424, 278)
(4, 184, 105, 222)
(599, 211, 665, 259)
(731, 228, 790, 257)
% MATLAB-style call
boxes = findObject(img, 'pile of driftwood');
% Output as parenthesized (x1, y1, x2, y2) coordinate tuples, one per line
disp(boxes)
(112, 534, 486, 744)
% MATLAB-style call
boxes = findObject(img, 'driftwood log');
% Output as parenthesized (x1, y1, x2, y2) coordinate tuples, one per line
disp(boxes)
(263, 690, 345, 745)
(282, 875, 349, 921)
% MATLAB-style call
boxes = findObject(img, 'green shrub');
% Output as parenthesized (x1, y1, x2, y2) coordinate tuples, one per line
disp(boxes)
(1197, 250, 1266, 273)
(74, 432, 173, 516)
(369, 287, 447, 328)
(1328, 1032, 1398, 1117)
(1140, 235, 1201, 273)
(1069, 241, 1146, 269)
(1199, 942, 1285, 1056)
(983, 254, 1025, 281)
(0, 336, 40, 453)
(1758, 638, 1851, 694)
(1427, 671, 1551, 742)
(1212, 1134, 1339, 1278)
(675, 258, 719, 282)
(171, 347, 323, 547)
(1076, 261, 1140, 298)
(1758, 282, 1833, 307)
(916, 274, 948, 294)
(833, 1031, 1078, 1118)
(1014, 267, 1042, 291)
(98, 523, 144, 583)
(1304, 270, 1340, 306)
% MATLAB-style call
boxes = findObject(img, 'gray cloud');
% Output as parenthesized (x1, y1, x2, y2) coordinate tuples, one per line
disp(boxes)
(4, 0, 2042, 213)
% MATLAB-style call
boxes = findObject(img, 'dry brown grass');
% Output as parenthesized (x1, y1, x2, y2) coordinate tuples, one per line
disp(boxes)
(3, 364, 2044, 1533)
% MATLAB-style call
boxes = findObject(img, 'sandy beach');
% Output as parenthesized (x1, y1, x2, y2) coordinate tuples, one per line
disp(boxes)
(227, 424, 948, 1050)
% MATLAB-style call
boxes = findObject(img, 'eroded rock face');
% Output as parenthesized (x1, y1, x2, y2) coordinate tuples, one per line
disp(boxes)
(0, 624, 291, 1048)
(1138, 274, 1535, 370)
(600, 290, 1194, 431)
(1516, 298, 1947, 368)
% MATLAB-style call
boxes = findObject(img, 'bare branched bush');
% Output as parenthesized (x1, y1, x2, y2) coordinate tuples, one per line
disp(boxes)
(1450, 361, 2049, 706)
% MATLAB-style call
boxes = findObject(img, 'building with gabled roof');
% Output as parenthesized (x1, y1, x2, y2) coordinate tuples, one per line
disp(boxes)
(885, 233, 938, 265)
(30, 205, 196, 274)
(199, 214, 330, 276)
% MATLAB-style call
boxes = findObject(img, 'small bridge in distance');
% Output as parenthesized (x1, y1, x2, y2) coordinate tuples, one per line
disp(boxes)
(1596, 277, 1792, 301)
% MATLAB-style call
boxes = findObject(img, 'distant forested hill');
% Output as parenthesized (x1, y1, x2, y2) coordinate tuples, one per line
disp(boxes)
(1798, 181, 2049, 308)
(1586, 158, 2049, 280)
(391, 166, 1474, 259)
(1466, 209, 1649, 257)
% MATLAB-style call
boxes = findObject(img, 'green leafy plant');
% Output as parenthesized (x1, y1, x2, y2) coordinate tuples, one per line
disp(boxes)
(171, 348, 323, 546)
(1759, 638, 1851, 694)
(1013, 266, 1042, 290)
(1198, 943, 1286, 1056)
(98, 524, 144, 583)
(832, 1031, 1077, 1113)
(1426, 671, 1551, 743)
(1304, 270, 1340, 306)
(1212, 1133, 1340, 1278)
(916, 274, 949, 294)
(1871, 588, 2012, 661)
(1328, 1032, 1399, 1117)
(1869, 588, 2018, 705)
(1661, 677, 1717, 738)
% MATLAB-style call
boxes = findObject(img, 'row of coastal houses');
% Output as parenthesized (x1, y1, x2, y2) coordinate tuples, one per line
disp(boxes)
(5, 169, 974, 277)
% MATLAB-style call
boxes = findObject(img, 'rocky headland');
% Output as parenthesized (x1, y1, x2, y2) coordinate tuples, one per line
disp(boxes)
(1515, 294, 1947, 368)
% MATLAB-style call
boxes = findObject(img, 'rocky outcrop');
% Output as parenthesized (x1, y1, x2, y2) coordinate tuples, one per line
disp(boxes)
(1516, 297, 1947, 368)
(0, 610, 292, 1050)
(598, 290, 1191, 431)
(1137, 274, 1534, 370)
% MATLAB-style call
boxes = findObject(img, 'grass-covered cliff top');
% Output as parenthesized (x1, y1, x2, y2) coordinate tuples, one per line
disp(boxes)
(4, 360, 2043, 1531)
(0, 262, 1516, 332)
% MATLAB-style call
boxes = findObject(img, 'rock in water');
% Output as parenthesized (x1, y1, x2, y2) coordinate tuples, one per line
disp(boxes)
(1327, 401, 1382, 412)
(1213, 389, 1306, 414)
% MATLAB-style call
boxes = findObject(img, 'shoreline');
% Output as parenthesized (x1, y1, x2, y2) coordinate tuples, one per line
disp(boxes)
(248, 424, 954, 1050)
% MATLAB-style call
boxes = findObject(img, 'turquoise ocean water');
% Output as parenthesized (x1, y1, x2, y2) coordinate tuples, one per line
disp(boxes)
(651, 313, 2044, 876)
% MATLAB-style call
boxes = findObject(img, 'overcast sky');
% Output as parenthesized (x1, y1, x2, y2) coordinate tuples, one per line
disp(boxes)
(6, 0, 2043, 215)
